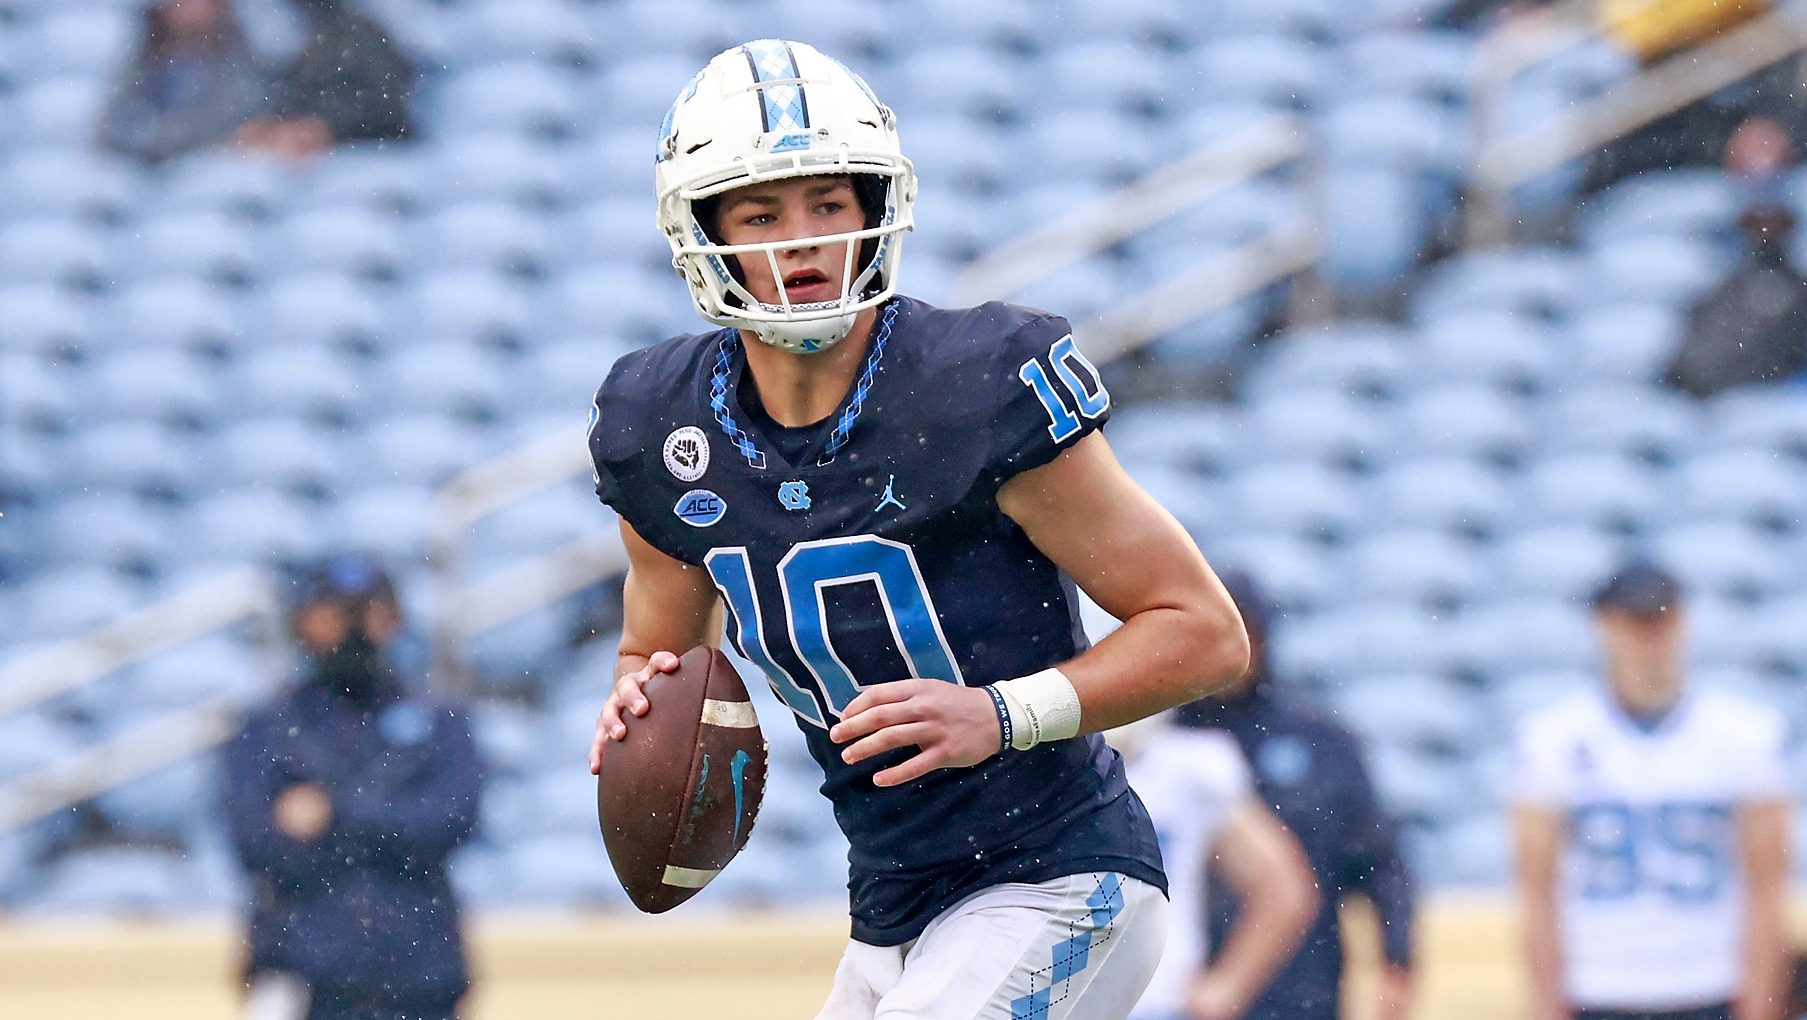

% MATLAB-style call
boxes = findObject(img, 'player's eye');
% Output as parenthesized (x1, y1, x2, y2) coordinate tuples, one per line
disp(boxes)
(742, 212, 775, 228)
(816, 200, 845, 216)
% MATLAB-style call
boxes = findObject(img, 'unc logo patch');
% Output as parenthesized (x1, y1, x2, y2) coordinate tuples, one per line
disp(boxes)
(664, 426, 710, 482)
(674, 488, 726, 527)
(777, 480, 811, 512)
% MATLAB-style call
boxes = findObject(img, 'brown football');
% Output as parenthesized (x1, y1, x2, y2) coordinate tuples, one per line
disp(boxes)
(596, 646, 768, 913)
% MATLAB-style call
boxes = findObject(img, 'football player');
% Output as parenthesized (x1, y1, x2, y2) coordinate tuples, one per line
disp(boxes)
(1514, 560, 1791, 1020)
(1123, 722, 1318, 1020)
(586, 40, 1249, 1019)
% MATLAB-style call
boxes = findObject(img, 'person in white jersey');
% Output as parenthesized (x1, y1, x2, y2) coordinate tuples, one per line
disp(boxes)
(1124, 722, 1317, 1020)
(1514, 560, 1792, 1020)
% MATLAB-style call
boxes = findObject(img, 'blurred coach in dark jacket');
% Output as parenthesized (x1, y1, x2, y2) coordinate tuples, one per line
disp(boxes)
(223, 553, 481, 1020)
(1178, 572, 1417, 1020)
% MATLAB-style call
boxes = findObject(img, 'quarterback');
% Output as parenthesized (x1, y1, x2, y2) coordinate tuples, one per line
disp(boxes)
(586, 40, 1248, 1019)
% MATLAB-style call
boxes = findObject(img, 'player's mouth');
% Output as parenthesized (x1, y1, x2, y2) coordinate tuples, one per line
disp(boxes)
(781, 268, 835, 303)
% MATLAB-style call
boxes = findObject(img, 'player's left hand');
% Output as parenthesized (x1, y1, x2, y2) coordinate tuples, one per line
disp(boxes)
(1183, 969, 1246, 1020)
(830, 679, 1003, 787)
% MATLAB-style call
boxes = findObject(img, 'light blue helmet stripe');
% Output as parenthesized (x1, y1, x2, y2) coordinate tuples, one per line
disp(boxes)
(741, 39, 809, 135)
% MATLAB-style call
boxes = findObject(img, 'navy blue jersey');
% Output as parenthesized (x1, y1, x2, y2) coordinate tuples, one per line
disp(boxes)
(589, 296, 1165, 945)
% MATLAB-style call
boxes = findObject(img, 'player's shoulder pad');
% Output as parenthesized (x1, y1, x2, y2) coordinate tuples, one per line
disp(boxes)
(589, 329, 721, 466)
(1692, 687, 1788, 743)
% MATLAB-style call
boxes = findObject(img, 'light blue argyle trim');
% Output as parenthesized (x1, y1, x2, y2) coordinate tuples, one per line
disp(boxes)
(1008, 873, 1125, 1020)
(743, 40, 808, 133)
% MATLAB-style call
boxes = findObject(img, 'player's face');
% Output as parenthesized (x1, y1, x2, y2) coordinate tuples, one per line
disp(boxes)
(1596, 606, 1685, 711)
(714, 176, 865, 308)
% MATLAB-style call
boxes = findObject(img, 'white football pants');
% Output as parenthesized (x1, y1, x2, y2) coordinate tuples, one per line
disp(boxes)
(813, 871, 1166, 1020)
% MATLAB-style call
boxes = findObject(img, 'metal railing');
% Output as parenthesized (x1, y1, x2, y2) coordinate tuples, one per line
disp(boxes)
(1467, 0, 1807, 244)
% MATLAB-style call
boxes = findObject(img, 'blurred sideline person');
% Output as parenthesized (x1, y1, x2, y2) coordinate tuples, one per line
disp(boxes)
(222, 553, 482, 1020)
(237, 0, 416, 158)
(1125, 723, 1318, 1020)
(97, 0, 271, 165)
(1178, 572, 1417, 1020)
(1515, 560, 1791, 1020)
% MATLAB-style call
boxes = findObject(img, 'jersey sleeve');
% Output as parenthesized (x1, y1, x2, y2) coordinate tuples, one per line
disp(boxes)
(1511, 714, 1570, 809)
(1735, 704, 1789, 802)
(987, 312, 1113, 483)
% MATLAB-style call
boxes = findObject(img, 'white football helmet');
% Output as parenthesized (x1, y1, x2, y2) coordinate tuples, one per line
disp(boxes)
(655, 39, 916, 353)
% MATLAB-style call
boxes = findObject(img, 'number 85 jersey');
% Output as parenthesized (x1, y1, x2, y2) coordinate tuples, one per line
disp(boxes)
(588, 296, 1166, 947)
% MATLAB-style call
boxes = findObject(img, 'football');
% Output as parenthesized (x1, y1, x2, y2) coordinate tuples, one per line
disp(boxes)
(596, 646, 769, 913)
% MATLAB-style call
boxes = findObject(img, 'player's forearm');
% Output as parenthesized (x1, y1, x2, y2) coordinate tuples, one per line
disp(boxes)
(1736, 888, 1787, 1020)
(1523, 893, 1567, 1019)
(1061, 601, 1249, 733)
(1203, 865, 1316, 1012)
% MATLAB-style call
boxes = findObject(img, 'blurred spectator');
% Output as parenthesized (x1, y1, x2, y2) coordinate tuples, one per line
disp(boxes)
(222, 553, 481, 1020)
(1514, 560, 1790, 1020)
(1664, 123, 1807, 399)
(237, 0, 415, 159)
(1175, 572, 1417, 1020)
(96, 0, 272, 165)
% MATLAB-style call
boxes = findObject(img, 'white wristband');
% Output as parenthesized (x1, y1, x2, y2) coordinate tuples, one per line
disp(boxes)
(991, 667, 1081, 751)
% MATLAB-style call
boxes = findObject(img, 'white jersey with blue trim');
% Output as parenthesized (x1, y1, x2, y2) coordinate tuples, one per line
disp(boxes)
(1513, 687, 1789, 1010)
(1124, 725, 1253, 1019)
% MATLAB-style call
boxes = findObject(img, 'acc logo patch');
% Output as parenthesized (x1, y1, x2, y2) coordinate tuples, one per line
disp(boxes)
(673, 488, 726, 528)
(663, 426, 710, 482)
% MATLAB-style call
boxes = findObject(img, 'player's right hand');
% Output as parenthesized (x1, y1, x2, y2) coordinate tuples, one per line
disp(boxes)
(589, 650, 681, 774)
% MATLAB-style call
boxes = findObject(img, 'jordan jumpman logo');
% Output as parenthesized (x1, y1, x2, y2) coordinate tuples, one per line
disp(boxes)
(874, 474, 906, 512)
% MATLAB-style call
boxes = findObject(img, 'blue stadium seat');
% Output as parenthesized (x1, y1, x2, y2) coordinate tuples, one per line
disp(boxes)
(17, 846, 197, 915)
(0, 351, 76, 431)
(0, 217, 110, 288)
(1488, 668, 1594, 723)
(1363, 744, 1476, 825)
(1185, 34, 1330, 109)
(1413, 246, 1583, 320)
(440, 0, 597, 67)
(428, 133, 573, 209)
(355, 412, 491, 487)
(227, 344, 366, 424)
(1490, 525, 1625, 602)
(1370, 456, 1515, 537)
(93, 756, 214, 843)
(1320, 96, 1464, 177)
(1666, 448, 1807, 530)
(1534, 384, 1702, 463)
(181, 488, 338, 564)
(1125, 180, 1303, 265)
(1563, 302, 1685, 385)
(1340, 31, 1473, 106)
(17, 565, 145, 640)
(40, 490, 174, 571)
(208, 416, 346, 494)
(1333, 672, 1481, 753)
(410, 200, 552, 277)
(1394, 385, 1534, 463)
(0, 146, 142, 224)
(1519, 452, 1663, 533)
(1009, 258, 1124, 324)
(902, 114, 1012, 196)
(542, 262, 690, 340)
(1226, 461, 1371, 541)
(1216, 0, 1352, 41)
(1706, 386, 1807, 456)
(594, 52, 716, 128)
(0, 283, 93, 357)
(1119, 464, 1224, 539)
(516, 334, 634, 412)
(436, 62, 584, 138)
(1210, 532, 1340, 611)
(1037, 41, 1177, 119)
(113, 209, 258, 286)
(87, 348, 217, 425)
(149, 150, 293, 220)
(1340, 529, 1486, 607)
(1246, 389, 1400, 468)
(1650, 521, 1793, 602)
(393, 270, 535, 346)
(62, 418, 209, 496)
(10, 76, 109, 148)
(1107, 401, 1251, 478)
(886, 47, 1024, 121)
(1011, 112, 1159, 185)
(292, 149, 424, 215)
(1584, 235, 1729, 309)
(906, 0, 1038, 50)
(265, 205, 406, 279)
(103, 278, 242, 354)
(334, 485, 435, 559)
(16, 7, 134, 80)
(1320, 165, 1428, 298)
(1450, 598, 1596, 677)
(377, 341, 513, 421)
(1410, 310, 1559, 396)
(257, 273, 390, 349)
(1579, 168, 1737, 247)
(604, 0, 743, 61)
